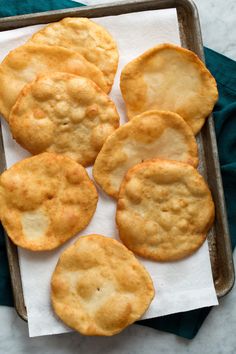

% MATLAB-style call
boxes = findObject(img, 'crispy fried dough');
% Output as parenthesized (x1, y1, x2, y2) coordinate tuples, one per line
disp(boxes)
(93, 110, 198, 198)
(0, 153, 98, 251)
(9, 73, 119, 166)
(0, 44, 108, 120)
(51, 234, 154, 336)
(28, 17, 118, 92)
(120, 43, 218, 134)
(116, 159, 215, 261)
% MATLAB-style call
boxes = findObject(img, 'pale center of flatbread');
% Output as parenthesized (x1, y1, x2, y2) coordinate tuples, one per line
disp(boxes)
(21, 209, 49, 240)
(111, 128, 186, 189)
(143, 66, 200, 112)
(83, 282, 115, 314)
(70, 270, 116, 314)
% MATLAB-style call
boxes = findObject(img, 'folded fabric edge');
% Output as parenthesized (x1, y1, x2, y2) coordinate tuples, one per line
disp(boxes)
(204, 47, 236, 91)
(0, 1, 85, 18)
(137, 306, 212, 340)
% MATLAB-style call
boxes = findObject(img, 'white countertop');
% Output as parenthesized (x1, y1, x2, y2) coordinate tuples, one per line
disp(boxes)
(0, 0, 235, 353)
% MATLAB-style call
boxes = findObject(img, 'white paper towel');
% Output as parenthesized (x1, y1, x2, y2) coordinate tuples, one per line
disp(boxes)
(0, 8, 218, 337)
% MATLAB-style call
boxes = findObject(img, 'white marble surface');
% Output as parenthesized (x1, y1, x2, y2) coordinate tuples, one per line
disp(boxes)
(0, 0, 236, 353)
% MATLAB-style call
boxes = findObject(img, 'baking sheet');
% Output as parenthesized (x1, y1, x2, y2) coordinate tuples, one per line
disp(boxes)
(0, 0, 234, 337)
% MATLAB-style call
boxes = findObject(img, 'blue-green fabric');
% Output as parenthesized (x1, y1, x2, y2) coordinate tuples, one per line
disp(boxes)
(0, 1, 235, 340)
(205, 48, 236, 251)
(0, 226, 13, 306)
(0, 0, 85, 17)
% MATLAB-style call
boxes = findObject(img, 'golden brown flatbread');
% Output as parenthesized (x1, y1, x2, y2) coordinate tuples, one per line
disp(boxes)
(28, 17, 119, 92)
(0, 44, 108, 121)
(51, 234, 154, 336)
(116, 159, 215, 261)
(93, 110, 198, 198)
(120, 43, 218, 134)
(0, 153, 98, 251)
(9, 72, 119, 166)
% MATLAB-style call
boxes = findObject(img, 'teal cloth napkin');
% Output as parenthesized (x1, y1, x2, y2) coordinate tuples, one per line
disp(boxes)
(0, 0, 85, 17)
(0, 0, 235, 340)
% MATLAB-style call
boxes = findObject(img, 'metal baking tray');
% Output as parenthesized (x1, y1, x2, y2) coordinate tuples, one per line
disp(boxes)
(0, 0, 234, 322)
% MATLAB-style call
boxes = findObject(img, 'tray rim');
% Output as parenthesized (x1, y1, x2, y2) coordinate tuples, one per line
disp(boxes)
(0, 0, 196, 26)
(0, 0, 234, 323)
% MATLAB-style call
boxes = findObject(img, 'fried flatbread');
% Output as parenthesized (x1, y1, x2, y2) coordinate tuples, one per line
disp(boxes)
(9, 73, 119, 166)
(93, 110, 198, 198)
(0, 44, 108, 120)
(116, 159, 215, 261)
(28, 17, 119, 92)
(120, 43, 218, 134)
(0, 153, 98, 251)
(51, 234, 154, 336)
